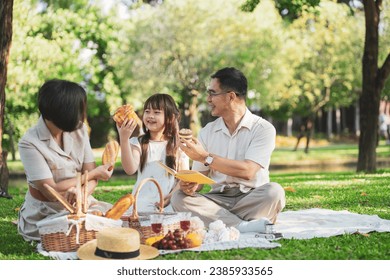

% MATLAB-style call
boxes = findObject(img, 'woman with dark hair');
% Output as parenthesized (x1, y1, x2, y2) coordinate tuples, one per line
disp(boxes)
(116, 93, 189, 212)
(17, 79, 114, 241)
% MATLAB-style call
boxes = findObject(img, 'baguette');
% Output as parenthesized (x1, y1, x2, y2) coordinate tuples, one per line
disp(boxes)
(113, 104, 142, 127)
(105, 194, 135, 220)
(102, 140, 119, 171)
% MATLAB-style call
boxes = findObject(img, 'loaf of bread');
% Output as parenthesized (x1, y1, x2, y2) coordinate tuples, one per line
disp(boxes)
(102, 140, 119, 171)
(179, 128, 193, 141)
(113, 104, 142, 127)
(90, 210, 103, 216)
(105, 194, 135, 220)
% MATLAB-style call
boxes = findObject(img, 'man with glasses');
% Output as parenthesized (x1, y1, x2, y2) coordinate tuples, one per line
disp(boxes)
(171, 67, 285, 233)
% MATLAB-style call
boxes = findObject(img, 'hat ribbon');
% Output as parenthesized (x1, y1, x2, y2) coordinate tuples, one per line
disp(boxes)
(94, 247, 140, 259)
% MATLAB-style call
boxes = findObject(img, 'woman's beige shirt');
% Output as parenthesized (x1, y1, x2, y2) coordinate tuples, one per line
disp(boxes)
(18, 116, 95, 188)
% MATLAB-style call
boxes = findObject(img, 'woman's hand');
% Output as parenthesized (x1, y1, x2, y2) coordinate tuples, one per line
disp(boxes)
(90, 163, 114, 181)
(65, 186, 77, 205)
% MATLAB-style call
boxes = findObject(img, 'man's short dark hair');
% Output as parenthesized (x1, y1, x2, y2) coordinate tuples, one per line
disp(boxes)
(38, 79, 87, 132)
(210, 67, 247, 97)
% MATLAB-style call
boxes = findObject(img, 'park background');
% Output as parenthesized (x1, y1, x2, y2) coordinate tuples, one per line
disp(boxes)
(2, 0, 390, 160)
(0, 0, 390, 260)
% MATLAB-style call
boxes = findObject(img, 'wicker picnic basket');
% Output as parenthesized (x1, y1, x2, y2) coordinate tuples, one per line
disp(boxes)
(37, 172, 122, 252)
(121, 177, 180, 243)
(39, 214, 96, 252)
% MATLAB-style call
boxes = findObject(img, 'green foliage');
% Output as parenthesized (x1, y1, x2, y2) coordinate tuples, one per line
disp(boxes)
(242, 0, 321, 20)
(5, 0, 386, 151)
(268, 0, 364, 118)
(6, 0, 125, 148)
(113, 0, 287, 127)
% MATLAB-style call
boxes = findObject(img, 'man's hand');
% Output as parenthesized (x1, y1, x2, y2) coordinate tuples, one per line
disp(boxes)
(179, 137, 208, 163)
(179, 181, 198, 196)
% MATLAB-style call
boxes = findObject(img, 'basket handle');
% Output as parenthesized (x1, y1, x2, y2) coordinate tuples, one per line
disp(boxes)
(131, 177, 164, 219)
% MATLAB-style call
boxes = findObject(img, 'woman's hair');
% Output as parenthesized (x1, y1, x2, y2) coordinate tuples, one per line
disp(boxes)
(38, 79, 87, 132)
(139, 93, 180, 172)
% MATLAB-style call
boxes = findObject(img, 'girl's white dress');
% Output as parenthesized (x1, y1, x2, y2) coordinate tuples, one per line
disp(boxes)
(129, 137, 189, 213)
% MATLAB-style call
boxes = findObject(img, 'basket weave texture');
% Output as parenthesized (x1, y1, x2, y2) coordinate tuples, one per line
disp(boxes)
(121, 177, 180, 243)
(38, 172, 122, 252)
(40, 217, 96, 252)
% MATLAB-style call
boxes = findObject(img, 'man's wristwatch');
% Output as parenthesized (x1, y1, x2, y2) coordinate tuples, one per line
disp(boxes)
(204, 154, 214, 166)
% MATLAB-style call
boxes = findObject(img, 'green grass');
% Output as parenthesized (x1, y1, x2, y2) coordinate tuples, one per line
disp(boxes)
(1, 142, 390, 260)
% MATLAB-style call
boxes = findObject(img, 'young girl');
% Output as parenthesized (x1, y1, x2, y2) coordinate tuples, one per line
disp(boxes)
(117, 93, 189, 212)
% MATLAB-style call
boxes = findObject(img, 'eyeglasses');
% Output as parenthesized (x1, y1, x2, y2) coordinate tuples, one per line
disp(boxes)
(206, 90, 230, 97)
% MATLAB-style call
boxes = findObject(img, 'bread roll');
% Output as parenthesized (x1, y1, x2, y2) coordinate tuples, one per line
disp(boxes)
(105, 194, 135, 220)
(102, 140, 119, 171)
(90, 210, 103, 216)
(179, 128, 193, 141)
(113, 104, 142, 127)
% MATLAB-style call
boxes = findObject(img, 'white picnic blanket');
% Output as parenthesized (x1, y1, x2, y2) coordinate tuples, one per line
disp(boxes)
(37, 208, 390, 259)
(275, 208, 390, 239)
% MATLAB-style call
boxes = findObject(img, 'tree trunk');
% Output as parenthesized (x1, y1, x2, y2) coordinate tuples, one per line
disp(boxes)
(287, 117, 292, 137)
(336, 107, 341, 135)
(0, 151, 11, 198)
(327, 107, 333, 140)
(355, 100, 360, 137)
(0, 0, 14, 198)
(357, 0, 387, 172)
(188, 89, 200, 136)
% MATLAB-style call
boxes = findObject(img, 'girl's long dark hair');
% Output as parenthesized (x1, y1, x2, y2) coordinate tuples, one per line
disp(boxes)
(138, 93, 180, 172)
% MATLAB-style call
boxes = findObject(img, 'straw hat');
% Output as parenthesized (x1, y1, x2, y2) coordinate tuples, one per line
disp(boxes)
(77, 227, 159, 260)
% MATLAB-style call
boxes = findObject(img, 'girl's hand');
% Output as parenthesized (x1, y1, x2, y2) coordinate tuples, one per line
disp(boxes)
(117, 118, 137, 140)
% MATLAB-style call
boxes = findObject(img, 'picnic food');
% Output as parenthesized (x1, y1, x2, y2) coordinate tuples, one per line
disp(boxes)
(179, 128, 193, 141)
(89, 210, 103, 216)
(185, 232, 203, 247)
(105, 193, 135, 220)
(151, 229, 198, 250)
(113, 104, 142, 127)
(102, 140, 119, 171)
(145, 235, 164, 246)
